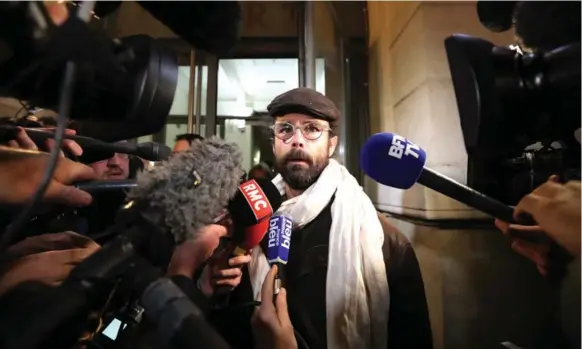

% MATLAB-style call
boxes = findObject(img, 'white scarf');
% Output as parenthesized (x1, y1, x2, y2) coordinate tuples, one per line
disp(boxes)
(249, 159, 389, 349)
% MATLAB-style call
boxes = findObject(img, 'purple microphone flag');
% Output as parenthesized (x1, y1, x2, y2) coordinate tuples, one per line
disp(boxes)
(266, 214, 293, 265)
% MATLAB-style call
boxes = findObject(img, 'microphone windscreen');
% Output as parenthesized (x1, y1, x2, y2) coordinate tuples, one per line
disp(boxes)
(361, 132, 427, 189)
(228, 178, 283, 227)
(127, 136, 244, 244)
(266, 214, 293, 265)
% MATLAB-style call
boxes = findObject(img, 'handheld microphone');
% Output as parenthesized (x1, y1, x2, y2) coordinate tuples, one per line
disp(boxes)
(211, 179, 282, 302)
(74, 179, 137, 192)
(266, 214, 293, 294)
(227, 178, 283, 256)
(0, 125, 172, 162)
(360, 132, 537, 226)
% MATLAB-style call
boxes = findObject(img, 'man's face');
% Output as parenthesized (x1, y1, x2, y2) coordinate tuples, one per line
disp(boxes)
(272, 114, 337, 190)
(90, 153, 130, 180)
(173, 140, 191, 153)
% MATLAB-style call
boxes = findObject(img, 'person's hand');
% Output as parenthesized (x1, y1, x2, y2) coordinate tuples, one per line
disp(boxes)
(167, 223, 231, 279)
(494, 220, 555, 276)
(44, 1, 69, 26)
(251, 265, 297, 349)
(42, 128, 84, 157)
(198, 247, 252, 298)
(0, 232, 100, 295)
(513, 176, 581, 256)
(0, 146, 95, 207)
(6, 127, 83, 157)
(6, 127, 37, 151)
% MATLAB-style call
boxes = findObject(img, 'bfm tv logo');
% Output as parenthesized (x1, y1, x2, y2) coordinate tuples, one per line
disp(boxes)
(388, 135, 421, 160)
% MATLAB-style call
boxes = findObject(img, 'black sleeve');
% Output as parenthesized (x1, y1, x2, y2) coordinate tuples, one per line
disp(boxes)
(207, 267, 256, 349)
(386, 243, 434, 349)
(169, 275, 213, 317)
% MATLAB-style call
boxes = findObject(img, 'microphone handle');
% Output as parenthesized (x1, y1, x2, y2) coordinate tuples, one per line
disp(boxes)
(418, 167, 550, 244)
(17, 126, 140, 155)
(74, 179, 138, 192)
(272, 262, 286, 302)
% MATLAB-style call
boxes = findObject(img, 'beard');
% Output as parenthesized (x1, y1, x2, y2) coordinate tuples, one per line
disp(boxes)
(275, 148, 329, 190)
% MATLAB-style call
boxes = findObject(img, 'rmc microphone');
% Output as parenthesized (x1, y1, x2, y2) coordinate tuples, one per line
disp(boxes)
(266, 214, 293, 294)
(360, 132, 539, 226)
(227, 178, 283, 256)
(212, 179, 282, 302)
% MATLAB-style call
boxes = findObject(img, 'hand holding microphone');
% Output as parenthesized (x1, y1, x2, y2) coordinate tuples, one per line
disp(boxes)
(199, 249, 252, 297)
(494, 176, 580, 276)
(361, 132, 576, 276)
(167, 223, 231, 280)
(512, 176, 581, 256)
(203, 178, 283, 299)
(2, 126, 83, 157)
(251, 265, 297, 349)
(361, 133, 546, 241)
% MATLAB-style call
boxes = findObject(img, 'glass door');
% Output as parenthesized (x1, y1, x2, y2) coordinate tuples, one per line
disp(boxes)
(152, 49, 219, 150)
(216, 58, 300, 173)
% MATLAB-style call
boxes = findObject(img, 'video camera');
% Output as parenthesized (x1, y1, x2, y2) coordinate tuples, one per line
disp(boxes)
(444, 1, 581, 206)
(0, 0, 242, 245)
(0, 1, 241, 142)
(0, 1, 179, 142)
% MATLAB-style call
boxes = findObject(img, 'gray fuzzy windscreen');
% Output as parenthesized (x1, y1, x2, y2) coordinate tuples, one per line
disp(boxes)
(128, 136, 243, 244)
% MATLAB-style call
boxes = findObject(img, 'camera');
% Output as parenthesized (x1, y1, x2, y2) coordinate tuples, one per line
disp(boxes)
(444, 1, 581, 205)
(0, 1, 179, 142)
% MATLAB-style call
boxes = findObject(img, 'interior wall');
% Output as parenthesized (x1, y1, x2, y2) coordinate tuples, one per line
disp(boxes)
(108, 1, 365, 41)
(108, 1, 300, 39)
(367, 2, 564, 349)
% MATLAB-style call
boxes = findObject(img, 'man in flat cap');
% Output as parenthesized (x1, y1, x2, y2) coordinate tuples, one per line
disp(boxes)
(208, 88, 432, 349)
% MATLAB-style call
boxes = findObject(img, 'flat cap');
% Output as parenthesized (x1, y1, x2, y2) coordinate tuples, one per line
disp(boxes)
(267, 88, 340, 127)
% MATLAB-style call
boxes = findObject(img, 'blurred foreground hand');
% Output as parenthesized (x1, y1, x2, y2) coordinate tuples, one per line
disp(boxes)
(0, 231, 100, 295)
(0, 146, 94, 207)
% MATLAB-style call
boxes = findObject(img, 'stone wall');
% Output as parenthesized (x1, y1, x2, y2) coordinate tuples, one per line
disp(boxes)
(366, 2, 566, 348)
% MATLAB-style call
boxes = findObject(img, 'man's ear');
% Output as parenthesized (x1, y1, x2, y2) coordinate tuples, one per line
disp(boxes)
(328, 135, 338, 157)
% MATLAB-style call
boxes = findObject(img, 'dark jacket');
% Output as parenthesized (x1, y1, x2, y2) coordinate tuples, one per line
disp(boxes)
(377, 213, 433, 349)
(208, 208, 433, 349)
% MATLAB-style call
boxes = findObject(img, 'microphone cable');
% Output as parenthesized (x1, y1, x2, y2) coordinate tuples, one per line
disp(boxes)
(0, 1, 95, 250)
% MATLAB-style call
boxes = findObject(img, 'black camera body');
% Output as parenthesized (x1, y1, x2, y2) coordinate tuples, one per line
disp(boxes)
(445, 1, 581, 205)
(0, 2, 180, 142)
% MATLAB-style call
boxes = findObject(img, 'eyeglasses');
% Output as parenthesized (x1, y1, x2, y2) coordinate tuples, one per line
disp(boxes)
(271, 122, 332, 141)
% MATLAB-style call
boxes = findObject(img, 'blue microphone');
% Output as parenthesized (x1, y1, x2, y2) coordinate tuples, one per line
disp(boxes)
(266, 214, 293, 294)
(360, 133, 427, 189)
(360, 132, 539, 228)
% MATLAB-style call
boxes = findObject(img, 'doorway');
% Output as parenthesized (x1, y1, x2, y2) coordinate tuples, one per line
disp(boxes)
(216, 58, 326, 172)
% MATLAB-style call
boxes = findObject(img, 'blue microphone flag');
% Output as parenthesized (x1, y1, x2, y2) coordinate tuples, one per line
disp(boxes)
(360, 132, 427, 189)
(266, 214, 293, 265)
